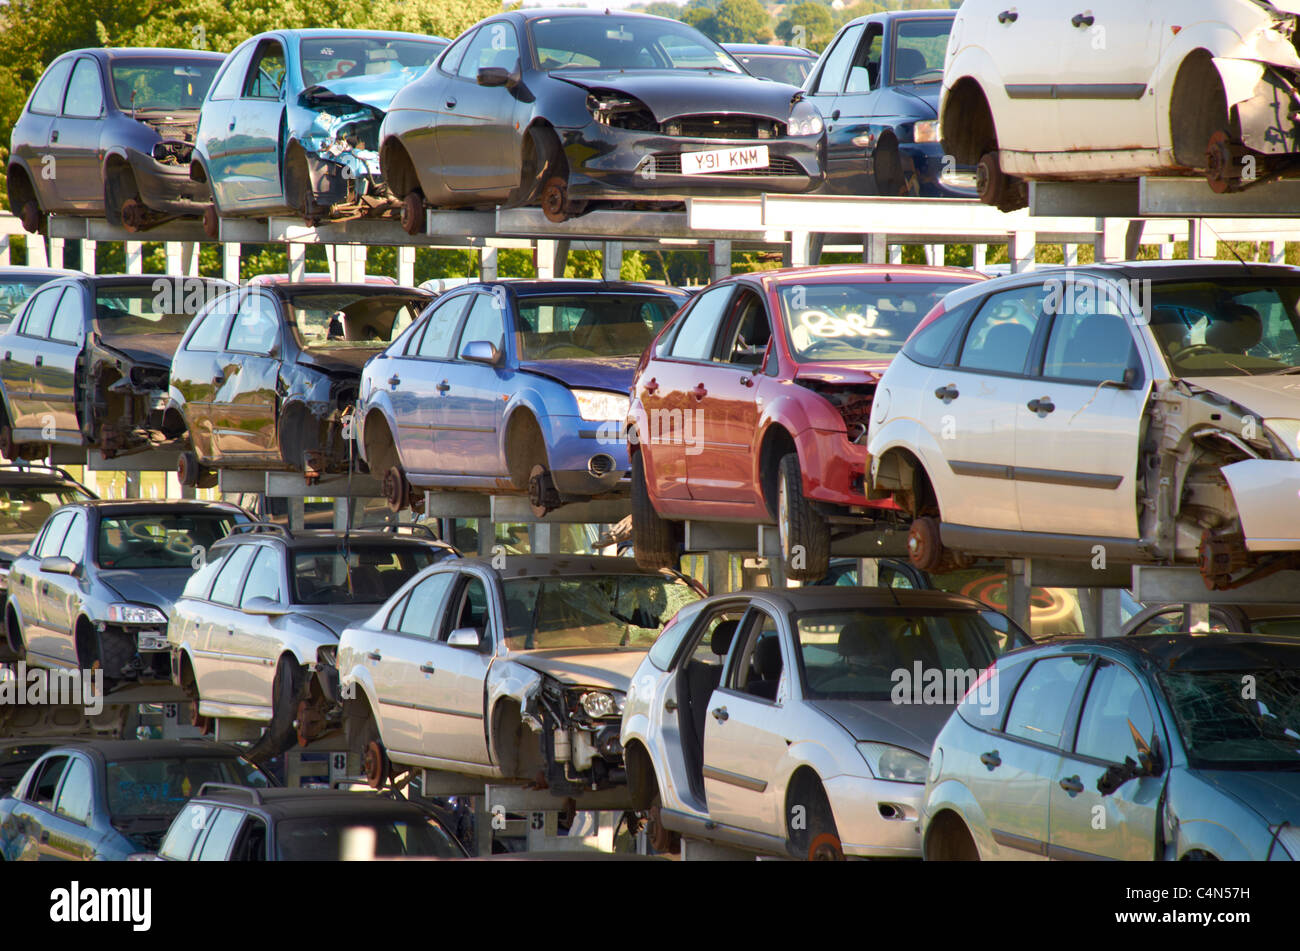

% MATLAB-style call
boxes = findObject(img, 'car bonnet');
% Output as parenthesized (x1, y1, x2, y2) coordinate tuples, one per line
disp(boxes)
(808, 699, 953, 756)
(552, 68, 802, 124)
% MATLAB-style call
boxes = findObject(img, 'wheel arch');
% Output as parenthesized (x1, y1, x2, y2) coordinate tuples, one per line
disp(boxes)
(940, 76, 996, 164)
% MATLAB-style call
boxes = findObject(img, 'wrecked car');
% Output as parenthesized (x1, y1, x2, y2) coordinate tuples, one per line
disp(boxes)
(380, 9, 825, 231)
(190, 29, 448, 236)
(922, 634, 1300, 860)
(8, 48, 225, 234)
(867, 261, 1300, 591)
(166, 523, 456, 764)
(168, 281, 430, 485)
(629, 264, 981, 582)
(337, 555, 702, 804)
(941, 0, 1300, 210)
(0, 274, 234, 460)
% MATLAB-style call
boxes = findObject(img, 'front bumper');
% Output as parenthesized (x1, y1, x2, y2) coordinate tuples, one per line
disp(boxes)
(823, 773, 924, 858)
(796, 427, 880, 509)
(127, 148, 211, 215)
(547, 416, 630, 499)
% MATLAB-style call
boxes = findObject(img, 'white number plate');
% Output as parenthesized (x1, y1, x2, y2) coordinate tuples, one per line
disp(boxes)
(681, 144, 769, 176)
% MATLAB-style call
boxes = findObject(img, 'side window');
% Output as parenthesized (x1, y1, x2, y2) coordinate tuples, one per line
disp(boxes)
(811, 23, 864, 95)
(187, 305, 235, 352)
(28, 756, 68, 809)
(727, 611, 784, 702)
(30, 59, 75, 115)
(412, 295, 470, 359)
(1004, 655, 1090, 746)
(62, 58, 105, 118)
(244, 41, 286, 99)
(844, 24, 882, 93)
(1074, 662, 1156, 765)
(668, 286, 733, 360)
(720, 291, 771, 368)
(20, 288, 62, 339)
(160, 803, 210, 860)
(684, 610, 745, 669)
(227, 295, 280, 354)
(457, 22, 518, 79)
(439, 29, 478, 76)
(36, 510, 74, 559)
(394, 572, 456, 638)
(443, 575, 491, 646)
(54, 757, 93, 824)
(1041, 312, 1141, 386)
(902, 298, 975, 367)
(456, 294, 505, 358)
(229, 815, 267, 861)
(48, 288, 83, 344)
(957, 287, 1047, 375)
(196, 808, 246, 861)
(209, 44, 255, 101)
(240, 547, 283, 606)
(183, 549, 228, 600)
(58, 511, 87, 564)
(209, 545, 257, 606)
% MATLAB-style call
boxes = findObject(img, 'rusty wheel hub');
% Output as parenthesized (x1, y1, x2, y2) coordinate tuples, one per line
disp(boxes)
(808, 832, 845, 861)
(1198, 529, 1250, 590)
(383, 465, 408, 512)
(1205, 130, 1247, 195)
(540, 175, 568, 223)
(363, 739, 388, 789)
(646, 804, 679, 855)
(120, 198, 148, 233)
(202, 205, 220, 239)
(527, 464, 562, 518)
(907, 516, 945, 572)
(400, 191, 425, 235)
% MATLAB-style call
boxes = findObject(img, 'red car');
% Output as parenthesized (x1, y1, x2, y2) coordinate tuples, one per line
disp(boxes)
(628, 265, 983, 580)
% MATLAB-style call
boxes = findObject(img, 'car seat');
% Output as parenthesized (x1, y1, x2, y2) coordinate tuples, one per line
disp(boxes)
(1148, 307, 1188, 355)
(892, 47, 928, 82)
(746, 635, 784, 701)
(976, 321, 1032, 371)
(1062, 315, 1133, 382)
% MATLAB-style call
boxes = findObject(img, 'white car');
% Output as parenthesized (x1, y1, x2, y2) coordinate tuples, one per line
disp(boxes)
(620, 586, 1029, 859)
(867, 261, 1300, 589)
(940, 0, 1300, 208)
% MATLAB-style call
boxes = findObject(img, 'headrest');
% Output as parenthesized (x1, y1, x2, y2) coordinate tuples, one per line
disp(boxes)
(711, 619, 738, 657)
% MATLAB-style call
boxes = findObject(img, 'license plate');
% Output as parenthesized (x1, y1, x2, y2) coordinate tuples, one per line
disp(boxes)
(681, 144, 769, 176)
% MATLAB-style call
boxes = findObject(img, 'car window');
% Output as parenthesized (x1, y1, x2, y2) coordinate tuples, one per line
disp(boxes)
(183, 548, 229, 600)
(720, 290, 771, 368)
(811, 23, 863, 95)
(1041, 311, 1141, 385)
(1005, 655, 1090, 746)
(515, 294, 679, 360)
(230, 815, 267, 861)
(30, 58, 75, 115)
(503, 573, 699, 650)
(439, 29, 477, 76)
(58, 510, 86, 563)
(668, 285, 732, 360)
(393, 572, 455, 638)
(645, 604, 702, 671)
(20, 287, 62, 339)
(54, 757, 93, 824)
(28, 755, 68, 809)
(187, 304, 235, 352)
(97, 513, 239, 570)
(227, 294, 279, 354)
(292, 545, 435, 605)
(1074, 661, 1155, 765)
(209, 545, 257, 606)
(196, 807, 246, 861)
(36, 510, 74, 559)
(48, 288, 83, 344)
(444, 575, 491, 643)
(727, 610, 783, 702)
(901, 298, 975, 367)
(161, 803, 210, 860)
(457, 21, 519, 79)
(412, 295, 470, 359)
(62, 57, 105, 118)
(208, 43, 255, 101)
(244, 40, 286, 99)
(240, 546, 282, 606)
(844, 24, 881, 94)
(958, 286, 1047, 375)
(685, 609, 745, 668)
(890, 17, 950, 85)
(456, 294, 505, 358)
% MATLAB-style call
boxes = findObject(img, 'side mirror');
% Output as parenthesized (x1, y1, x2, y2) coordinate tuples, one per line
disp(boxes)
(460, 340, 501, 366)
(447, 627, 482, 648)
(242, 596, 287, 617)
(477, 66, 511, 88)
(40, 556, 78, 576)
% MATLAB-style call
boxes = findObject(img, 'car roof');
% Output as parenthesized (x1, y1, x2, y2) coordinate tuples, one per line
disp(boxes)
(37, 739, 250, 761)
(61, 48, 226, 63)
(258, 282, 428, 297)
(469, 280, 688, 298)
(728, 586, 1000, 614)
(68, 274, 233, 289)
(254, 28, 445, 42)
(843, 8, 956, 27)
(0, 267, 83, 281)
(193, 786, 434, 819)
(976, 260, 1300, 292)
(744, 264, 982, 286)
(67, 499, 246, 517)
(0, 464, 92, 490)
(723, 44, 816, 57)
(1029, 633, 1300, 671)
(214, 526, 447, 551)
(455, 554, 686, 580)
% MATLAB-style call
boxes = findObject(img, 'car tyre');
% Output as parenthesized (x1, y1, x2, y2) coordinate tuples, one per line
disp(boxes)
(975, 151, 1027, 213)
(631, 451, 677, 570)
(400, 190, 426, 235)
(202, 204, 220, 240)
(245, 656, 302, 765)
(19, 200, 44, 235)
(383, 464, 412, 513)
(359, 715, 392, 790)
(789, 777, 844, 860)
(646, 793, 681, 855)
(777, 453, 829, 582)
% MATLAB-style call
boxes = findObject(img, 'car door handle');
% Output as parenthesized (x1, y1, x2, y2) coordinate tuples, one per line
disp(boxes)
(664, 698, 678, 712)
(739, 376, 753, 387)
(388, 374, 401, 388)
(830, 109, 840, 120)
(1071, 12, 1094, 27)
(50, 131, 59, 143)
(979, 750, 1001, 769)
(643, 377, 659, 394)
(934, 384, 958, 402)
(445, 98, 457, 109)
(366, 651, 382, 662)
(1059, 775, 1084, 795)
(692, 383, 708, 401)
(1027, 397, 1055, 416)
(436, 380, 450, 393)
(419, 663, 436, 674)
(711, 706, 728, 722)
(998, 9, 1018, 24)
(228, 120, 236, 130)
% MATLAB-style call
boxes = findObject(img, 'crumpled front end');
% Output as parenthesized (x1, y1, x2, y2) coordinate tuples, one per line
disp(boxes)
(86, 341, 187, 458)
(294, 97, 401, 220)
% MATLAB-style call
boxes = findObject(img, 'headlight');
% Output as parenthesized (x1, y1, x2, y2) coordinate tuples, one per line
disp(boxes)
(106, 604, 167, 625)
(1264, 418, 1300, 459)
(857, 742, 928, 783)
(573, 389, 630, 422)
(912, 120, 940, 143)
(579, 690, 624, 719)
(787, 101, 824, 138)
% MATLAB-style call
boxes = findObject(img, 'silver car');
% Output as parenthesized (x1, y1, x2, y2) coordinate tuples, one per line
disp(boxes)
(620, 587, 1029, 859)
(167, 524, 455, 764)
(921, 634, 1300, 860)
(337, 555, 702, 801)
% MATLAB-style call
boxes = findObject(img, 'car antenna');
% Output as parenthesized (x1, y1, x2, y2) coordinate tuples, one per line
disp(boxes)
(1201, 220, 1252, 271)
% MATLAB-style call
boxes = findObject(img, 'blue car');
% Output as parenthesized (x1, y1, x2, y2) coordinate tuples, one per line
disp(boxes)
(0, 740, 271, 860)
(355, 280, 688, 513)
(804, 10, 975, 197)
(191, 29, 448, 234)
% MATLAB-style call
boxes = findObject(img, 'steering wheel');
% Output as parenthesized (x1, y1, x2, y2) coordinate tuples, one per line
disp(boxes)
(1171, 343, 1219, 361)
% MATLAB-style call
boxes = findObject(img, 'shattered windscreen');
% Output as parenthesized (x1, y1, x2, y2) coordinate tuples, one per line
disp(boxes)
(503, 574, 701, 650)
(1159, 668, 1300, 769)
(1148, 279, 1300, 376)
(778, 281, 954, 361)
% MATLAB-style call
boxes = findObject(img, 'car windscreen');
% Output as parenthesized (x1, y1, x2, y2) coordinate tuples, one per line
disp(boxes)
(287, 291, 423, 350)
(110, 58, 220, 111)
(298, 36, 446, 86)
(96, 513, 240, 569)
(889, 18, 951, 86)
(735, 53, 812, 84)
(276, 813, 463, 860)
(106, 757, 268, 818)
(1159, 666, 1300, 769)
(93, 281, 227, 337)
(503, 573, 701, 650)
(515, 294, 680, 360)
(793, 608, 1023, 701)
(292, 545, 436, 604)
(0, 486, 90, 542)
(529, 15, 743, 72)
(778, 281, 956, 361)
(0, 278, 56, 330)
(1146, 279, 1300, 377)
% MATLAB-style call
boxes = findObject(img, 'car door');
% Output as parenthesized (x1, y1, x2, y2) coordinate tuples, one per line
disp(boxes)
(229, 38, 288, 207)
(196, 545, 261, 706)
(42, 753, 97, 861)
(15, 58, 70, 211)
(826, 21, 883, 193)
(920, 284, 1050, 532)
(422, 572, 496, 766)
(173, 296, 239, 459)
(1048, 657, 1164, 860)
(389, 293, 471, 475)
(978, 0, 1065, 155)
(200, 41, 257, 210)
(435, 23, 523, 191)
(41, 509, 87, 668)
(430, 293, 507, 476)
(805, 21, 866, 193)
(6, 754, 70, 860)
(171, 547, 229, 695)
(702, 607, 794, 840)
(1013, 303, 1148, 539)
(50, 56, 107, 208)
(39, 283, 86, 441)
(214, 292, 282, 458)
(21, 509, 75, 664)
(235, 545, 291, 708)
(2, 287, 60, 436)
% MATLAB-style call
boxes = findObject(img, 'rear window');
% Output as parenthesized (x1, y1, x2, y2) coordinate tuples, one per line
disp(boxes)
(292, 545, 436, 604)
(275, 814, 464, 860)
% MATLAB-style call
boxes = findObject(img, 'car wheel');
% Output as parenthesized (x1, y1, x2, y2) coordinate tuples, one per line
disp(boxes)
(777, 453, 829, 582)
(974, 151, 1027, 213)
(646, 793, 681, 855)
(245, 656, 302, 766)
(383, 464, 411, 513)
(358, 715, 392, 789)
(179, 661, 212, 735)
(202, 204, 220, 240)
(631, 451, 677, 570)
(789, 777, 844, 860)
(18, 200, 43, 235)
(400, 190, 426, 235)
(540, 175, 570, 223)
(177, 451, 202, 487)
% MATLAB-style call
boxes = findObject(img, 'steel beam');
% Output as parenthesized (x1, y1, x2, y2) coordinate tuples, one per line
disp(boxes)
(1132, 566, 1300, 604)
(1139, 177, 1300, 217)
(1029, 181, 1140, 218)
(489, 495, 630, 524)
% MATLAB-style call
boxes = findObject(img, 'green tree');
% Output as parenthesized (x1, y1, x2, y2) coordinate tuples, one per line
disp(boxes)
(776, 1, 835, 51)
